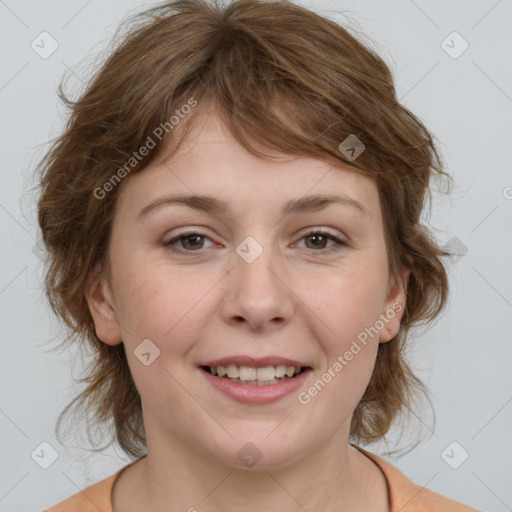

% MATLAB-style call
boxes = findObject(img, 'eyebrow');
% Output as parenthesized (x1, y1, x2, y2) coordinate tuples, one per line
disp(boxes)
(136, 193, 367, 220)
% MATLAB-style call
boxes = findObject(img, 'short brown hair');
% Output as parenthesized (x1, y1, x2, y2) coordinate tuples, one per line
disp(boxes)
(36, 0, 452, 459)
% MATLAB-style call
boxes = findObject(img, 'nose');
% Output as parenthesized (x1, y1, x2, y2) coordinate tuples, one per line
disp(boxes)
(221, 243, 294, 332)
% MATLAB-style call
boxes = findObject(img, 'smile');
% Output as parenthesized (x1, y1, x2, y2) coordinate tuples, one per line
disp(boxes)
(199, 363, 312, 404)
(202, 364, 307, 386)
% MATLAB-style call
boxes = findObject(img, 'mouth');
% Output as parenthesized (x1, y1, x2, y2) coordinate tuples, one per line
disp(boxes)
(199, 364, 310, 386)
(199, 362, 313, 404)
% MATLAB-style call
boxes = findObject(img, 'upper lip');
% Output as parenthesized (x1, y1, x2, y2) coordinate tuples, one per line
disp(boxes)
(200, 356, 311, 368)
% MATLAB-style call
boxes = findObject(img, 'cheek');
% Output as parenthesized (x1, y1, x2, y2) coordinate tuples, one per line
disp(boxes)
(299, 266, 388, 403)
(110, 263, 204, 403)
(110, 256, 184, 341)
(111, 254, 219, 361)
(314, 263, 388, 339)
(308, 269, 384, 409)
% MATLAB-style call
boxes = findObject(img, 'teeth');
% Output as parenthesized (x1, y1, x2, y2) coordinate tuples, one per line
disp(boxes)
(239, 366, 257, 381)
(208, 364, 304, 382)
(256, 366, 275, 380)
(285, 366, 295, 377)
(226, 364, 239, 378)
(275, 365, 286, 378)
(227, 378, 281, 386)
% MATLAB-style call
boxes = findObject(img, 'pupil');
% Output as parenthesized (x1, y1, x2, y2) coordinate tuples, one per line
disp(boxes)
(309, 234, 325, 248)
(184, 235, 202, 249)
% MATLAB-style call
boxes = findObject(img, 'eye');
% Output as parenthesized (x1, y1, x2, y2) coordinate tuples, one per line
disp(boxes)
(163, 229, 348, 255)
(164, 231, 214, 254)
(295, 230, 347, 253)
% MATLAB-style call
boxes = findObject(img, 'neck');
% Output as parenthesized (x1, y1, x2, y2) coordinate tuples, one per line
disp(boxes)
(119, 435, 382, 512)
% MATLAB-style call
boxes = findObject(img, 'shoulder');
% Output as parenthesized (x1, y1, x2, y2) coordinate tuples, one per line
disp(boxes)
(353, 445, 481, 512)
(42, 471, 120, 512)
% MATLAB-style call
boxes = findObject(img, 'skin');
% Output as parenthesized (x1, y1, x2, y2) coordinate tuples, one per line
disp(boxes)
(86, 111, 409, 512)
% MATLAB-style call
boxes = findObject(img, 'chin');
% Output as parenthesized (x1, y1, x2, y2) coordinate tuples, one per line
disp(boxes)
(204, 433, 308, 471)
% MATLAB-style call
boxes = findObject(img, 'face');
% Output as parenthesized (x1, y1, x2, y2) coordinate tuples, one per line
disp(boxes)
(87, 112, 408, 470)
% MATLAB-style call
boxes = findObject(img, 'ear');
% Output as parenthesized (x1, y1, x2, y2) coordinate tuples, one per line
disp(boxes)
(379, 265, 410, 343)
(85, 266, 123, 346)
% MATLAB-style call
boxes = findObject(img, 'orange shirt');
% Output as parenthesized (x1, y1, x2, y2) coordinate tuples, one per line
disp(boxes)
(43, 446, 480, 511)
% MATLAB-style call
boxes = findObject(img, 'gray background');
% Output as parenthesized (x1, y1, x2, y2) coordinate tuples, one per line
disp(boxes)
(1, 0, 511, 510)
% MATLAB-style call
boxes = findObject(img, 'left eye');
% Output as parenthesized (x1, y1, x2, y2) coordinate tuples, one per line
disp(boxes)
(296, 230, 347, 252)
(164, 230, 346, 254)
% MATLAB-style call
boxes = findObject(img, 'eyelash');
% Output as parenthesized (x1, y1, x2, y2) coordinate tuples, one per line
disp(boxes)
(163, 229, 348, 255)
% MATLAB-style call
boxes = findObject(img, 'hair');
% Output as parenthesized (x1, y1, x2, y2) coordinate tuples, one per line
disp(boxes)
(35, 0, 453, 459)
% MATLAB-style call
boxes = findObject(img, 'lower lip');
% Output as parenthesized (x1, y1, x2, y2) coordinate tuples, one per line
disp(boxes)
(199, 367, 312, 404)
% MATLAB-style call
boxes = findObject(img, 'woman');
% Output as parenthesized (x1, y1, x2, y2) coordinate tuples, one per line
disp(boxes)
(37, 0, 480, 510)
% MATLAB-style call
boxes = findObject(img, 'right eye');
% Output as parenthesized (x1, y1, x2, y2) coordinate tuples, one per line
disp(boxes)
(164, 231, 214, 254)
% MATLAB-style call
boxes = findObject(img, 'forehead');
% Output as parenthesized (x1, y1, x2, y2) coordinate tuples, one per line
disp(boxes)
(115, 112, 381, 224)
